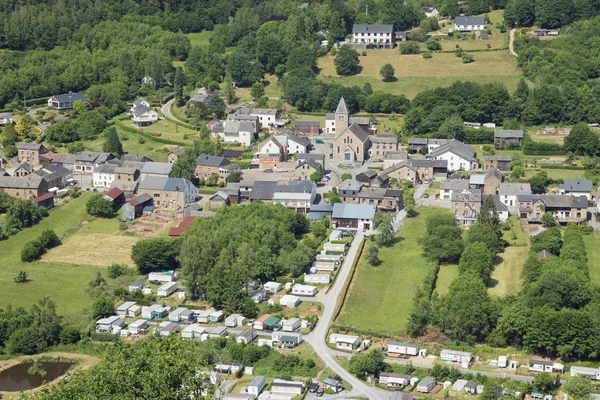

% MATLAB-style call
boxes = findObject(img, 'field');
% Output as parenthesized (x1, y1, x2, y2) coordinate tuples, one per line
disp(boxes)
(435, 265, 459, 295)
(0, 195, 103, 316)
(524, 168, 585, 181)
(186, 31, 213, 48)
(488, 246, 527, 297)
(335, 207, 447, 335)
(318, 50, 521, 99)
(584, 231, 600, 284)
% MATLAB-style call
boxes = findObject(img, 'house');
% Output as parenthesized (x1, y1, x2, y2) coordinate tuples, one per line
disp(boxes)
(422, 7, 440, 18)
(116, 301, 139, 318)
(499, 183, 532, 212)
(356, 169, 389, 188)
(439, 179, 470, 200)
(417, 377, 437, 393)
(329, 333, 360, 350)
(212, 120, 257, 146)
(215, 362, 243, 375)
(387, 341, 419, 357)
(264, 281, 282, 293)
(407, 158, 448, 181)
(130, 98, 158, 127)
(128, 280, 144, 292)
(352, 24, 395, 48)
(295, 158, 323, 180)
(395, 31, 408, 43)
(339, 186, 403, 212)
(272, 332, 303, 348)
(484, 155, 512, 172)
(560, 179, 593, 200)
(297, 153, 325, 170)
(570, 366, 600, 380)
(482, 167, 503, 195)
(452, 190, 482, 227)
(103, 187, 125, 208)
(47, 92, 87, 110)
(379, 372, 410, 388)
(33, 193, 54, 210)
(454, 16, 485, 31)
(284, 131, 312, 154)
(336, 178, 361, 197)
(197, 308, 216, 324)
(291, 284, 317, 296)
(168, 148, 185, 164)
(138, 176, 198, 210)
(225, 314, 246, 327)
(282, 318, 301, 332)
(427, 139, 479, 171)
(223, 150, 243, 159)
(96, 316, 125, 334)
(529, 360, 564, 373)
(323, 378, 343, 393)
(195, 155, 239, 183)
(271, 379, 304, 396)
(35, 165, 73, 189)
(332, 98, 371, 163)
(74, 152, 114, 174)
(248, 376, 267, 396)
(464, 381, 479, 395)
(482, 195, 509, 222)
(182, 324, 205, 340)
(253, 136, 287, 169)
(280, 295, 301, 309)
(441, 349, 473, 366)
(294, 120, 320, 135)
(159, 322, 181, 336)
(229, 107, 280, 130)
(17, 142, 48, 166)
(50, 153, 77, 171)
(0, 112, 13, 126)
(168, 307, 187, 322)
(369, 134, 398, 160)
(0, 176, 48, 198)
(12, 162, 34, 178)
(140, 162, 172, 179)
(382, 161, 417, 184)
(383, 151, 409, 169)
(189, 88, 215, 105)
(92, 163, 117, 188)
(332, 203, 376, 233)
(255, 315, 280, 331)
(122, 193, 153, 220)
(249, 181, 278, 203)
(168, 216, 197, 237)
(237, 328, 258, 344)
(494, 129, 524, 148)
(518, 194, 587, 224)
(128, 319, 148, 335)
(272, 180, 317, 213)
(308, 204, 333, 221)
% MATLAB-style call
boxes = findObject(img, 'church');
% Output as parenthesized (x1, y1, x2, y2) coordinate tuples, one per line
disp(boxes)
(332, 98, 371, 163)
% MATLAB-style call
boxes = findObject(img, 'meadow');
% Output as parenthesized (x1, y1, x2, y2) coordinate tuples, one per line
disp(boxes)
(583, 231, 600, 285)
(435, 264, 459, 295)
(488, 246, 527, 297)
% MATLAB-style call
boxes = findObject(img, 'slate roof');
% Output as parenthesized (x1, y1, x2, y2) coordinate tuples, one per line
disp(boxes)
(296, 158, 323, 171)
(498, 183, 531, 196)
(75, 152, 112, 164)
(51, 153, 76, 165)
(139, 176, 190, 192)
(332, 203, 376, 220)
(17, 142, 44, 151)
(275, 180, 315, 194)
(484, 155, 512, 162)
(428, 139, 477, 162)
(0, 176, 44, 189)
(169, 148, 185, 156)
(129, 193, 152, 206)
(455, 16, 485, 25)
(352, 24, 394, 34)
(94, 163, 117, 174)
(132, 103, 154, 117)
(484, 167, 504, 181)
(560, 179, 593, 193)
(222, 150, 242, 158)
(337, 122, 370, 143)
(195, 155, 230, 167)
(250, 181, 278, 201)
(440, 179, 469, 191)
(385, 151, 408, 160)
(338, 179, 363, 191)
(284, 131, 311, 147)
(140, 162, 172, 175)
(494, 129, 524, 139)
(451, 191, 481, 202)
(297, 153, 325, 163)
(51, 92, 87, 103)
(482, 195, 508, 212)
(371, 134, 398, 144)
(407, 158, 448, 168)
(121, 154, 151, 163)
(382, 161, 416, 175)
(335, 97, 348, 114)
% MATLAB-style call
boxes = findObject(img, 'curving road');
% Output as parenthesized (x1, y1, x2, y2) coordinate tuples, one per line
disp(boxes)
(161, 99, 180, 123)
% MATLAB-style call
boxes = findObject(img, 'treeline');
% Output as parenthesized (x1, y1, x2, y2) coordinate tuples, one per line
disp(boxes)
(504, 0, 600, 28)
(0, 195, 48, 238)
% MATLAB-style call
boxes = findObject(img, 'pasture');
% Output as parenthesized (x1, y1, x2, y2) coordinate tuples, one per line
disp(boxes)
(335, 207, 447, 336)
(43, 233, 140, 267)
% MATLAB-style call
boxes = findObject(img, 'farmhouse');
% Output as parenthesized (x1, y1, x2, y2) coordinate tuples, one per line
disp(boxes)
(17, 142, 48, 166)
(332, 203, 376, 233)
(387, 342, 419, 357)
(47, 92, 87, 110)
(379, 372, 410, 388)
(272, 180, 317, 213)
(484, 155, 512, 172)
(494, 129, 524, 148)
(329, 333, 360, 350)
(426, 139, 479, 171)
(230, 107, 280, 130)
(454, 16, 485, 31)
(237, 328, 258, 344)
(439, 179, 470, 200)
(352, 24, 395, 48)
(518, 194, 587, 224)
(138, 176, 198, 210)
(0, 176, 48, 198)
(291, 284, 317, 296)
(407, 158, 448, 181)
(499, 183, 532, 212)
(560, 179, 593, 200)
(383, 150, 408, 169)
(35, 165, 73, 189)
(382, 161, 417, 184)
(417, 376, 437, 393)
(92, 163, 117, 188)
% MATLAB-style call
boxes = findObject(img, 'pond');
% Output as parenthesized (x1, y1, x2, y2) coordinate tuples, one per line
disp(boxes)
(0, 361, 74, 392)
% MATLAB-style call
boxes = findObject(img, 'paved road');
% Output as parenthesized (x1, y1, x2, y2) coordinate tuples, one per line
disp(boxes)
(509, 29, 518, 57)
(161, 99, 182, 123)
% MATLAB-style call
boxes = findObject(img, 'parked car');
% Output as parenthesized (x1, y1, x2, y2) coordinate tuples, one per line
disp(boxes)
(423, 193, 429, 198)
(263, 168, 273, 173)
(315, 139, 324, 144)
(149, 280, 161, 285)
(309, 383, 319, 393)
(316, 388, 324, 397)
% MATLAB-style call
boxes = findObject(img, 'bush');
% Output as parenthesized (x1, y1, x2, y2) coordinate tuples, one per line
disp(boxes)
(422, 51, 432, 59)
(21, 242, 44, 262)
(107, 263, 130, 279)
(113, 287, 129, 296)
(60, 326, 81, 344)
(37, 229, 60, 249)
(86, 194, 115, 218)
(14, 270, 28, 283)
(400, 42, 420, 54)
(462, 53, 474, 63)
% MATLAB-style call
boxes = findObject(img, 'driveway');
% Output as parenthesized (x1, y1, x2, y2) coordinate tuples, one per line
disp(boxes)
(27, 107, 50, 133)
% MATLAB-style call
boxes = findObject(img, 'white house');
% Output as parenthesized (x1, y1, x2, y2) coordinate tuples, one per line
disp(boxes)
(148, 270, 176, 282)
(329, 333, 360, 350)
(352, 24, 394, 48)
(560, 179, 593, 200)
(441, 349, 473, 367)
(157, 282, 178, 297)
(168, 307, 188, 322)
(387, 342, 419, 356)
(499, 183, 531, 212)
(291, 284, 317, 296)
(325, 113, 336, 134)
(92, 163, 117, 188)
(529, 360, 564, 373)
(128, 319, 149, 335)
(248, 376, 267, 396)
(454, 16, 485, 31)
(284, 132, 311, 154)
(421, 7, 440, 18)
(379, 372, 410, 388)
(282, 318, 301, 332)
(130, 97, 158, 127)
(182, 324, 205, 340)
(272, 180, 317, 213)
(332, 203, 376, 234)
(212, 120, 257, 146)
(280, 295, 301, 308)
(264, 281, 282, 293)
(96, 316, 125, 334)
(229, 107, 279, 129)
(426, 139, 479, 171)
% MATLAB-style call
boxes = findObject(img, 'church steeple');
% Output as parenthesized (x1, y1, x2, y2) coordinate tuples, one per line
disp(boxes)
(335, 97, 349, 134)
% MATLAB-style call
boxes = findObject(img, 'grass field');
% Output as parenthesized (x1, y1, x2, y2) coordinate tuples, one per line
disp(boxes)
(43, 233, 140, 267)
(318, 50, 521, 99)
(186, 31, 213, 48)
(584, 231, 600, 284)
(0, 195, 103, 316)
(336, 207, 448, 335)
(435, 264, 459, 295)
(524, 168, 585, 181)
(488, 246, 527, 297)
(503, 215, 528, 246)
(440, 10, 507, 51)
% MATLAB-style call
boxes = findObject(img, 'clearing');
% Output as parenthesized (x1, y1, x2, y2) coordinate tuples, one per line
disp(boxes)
(435, 265, 459, 295)
(335, 207, 447, 336)
(488, 246, 527, 297)
(584, 231, 600, 284)
(318, 50, 521, 99)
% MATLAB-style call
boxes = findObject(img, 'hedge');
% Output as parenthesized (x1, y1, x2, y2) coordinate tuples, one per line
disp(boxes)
(539, 164, 585, 170)
(522, 139, 565, 155)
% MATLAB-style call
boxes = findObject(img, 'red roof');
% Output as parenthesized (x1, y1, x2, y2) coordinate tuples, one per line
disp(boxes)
(34, 193, 54, 203)
(104, 187, 123, 200)
(255, 314, 271, 323)
(168, 216, 197, 237)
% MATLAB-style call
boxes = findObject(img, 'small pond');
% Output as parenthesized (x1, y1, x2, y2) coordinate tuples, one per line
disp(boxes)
(0, 361, 74, 392)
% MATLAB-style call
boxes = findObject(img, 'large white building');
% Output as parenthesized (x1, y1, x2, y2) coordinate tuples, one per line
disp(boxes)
(352, 24, 395, 48)
(426, 139, 479, 171)
(454, 16, 485, 31)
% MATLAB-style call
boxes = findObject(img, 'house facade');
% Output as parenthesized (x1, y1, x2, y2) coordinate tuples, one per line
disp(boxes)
(426, 139, 479, 171)
(452, 191, 482, 227)
(382, 161, 417, 183)
(17, 142, 48, 166)
(195, 155, 237, 182)
(352, 24, 395, 48)
(138, 176, 198, 210)
(47, 92, 87, 110)
(484, 155, 512, 172)
(369, 134, 398, 160)
(454, 16, 485, 31)
(331, 203, 376, 233)
(0, 176, 48, 198)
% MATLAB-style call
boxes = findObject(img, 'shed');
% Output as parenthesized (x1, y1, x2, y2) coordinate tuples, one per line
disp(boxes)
(128, 280, 144, 292)
(322, 378, 342, 393)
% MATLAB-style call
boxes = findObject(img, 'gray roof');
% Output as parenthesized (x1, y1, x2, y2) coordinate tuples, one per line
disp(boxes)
(296, 158, 323, 171)
(130, 193, 152, 205)
(294, 120, 319, 126)
(94, 163, 117, 174)
(484, 167, 503, 181)
(275, 180, 315, 194)
(139, 176, 191, 192)
(130, 280, 144, 287)
(338, 122, 370, 143)
(195, 155, 230, 167)
(530, 359, 554, 366)
(235, 107, 278, 117)
(428, 139, 477, 162)
(323, 378, 341, 387)
(385, 151, 408, 160)
(451, 191, 481, 202)
(352, 24, 394, 34)
(297, 153, 325, 163)
(388, 341, 418, 348)
(544, 194, 587, 209)
(51, 92, 87, 103)
(422, 7, 437, 12)
(391, 392, 414, 400)
(75, 152, 112, 164)
(0, 176, 44, 189)
(326, 113, 335, 120)
(440, 179, 469, 191)
(51, 153, 77, 165)
(357, 169, 377, 179)
(0, 112, 12, 119)
(350, 117, 370, 125)
(498, 183, 531, 196)
(250, 181, 278, 201)
(284, 131, 311, 147)
(223, 121, 255, 134)
(121, 154, 151, 163)
(310, 204, 333, 212)
(419, 376, 436, 386)
(408, 158, 448, 168)
(169, 148, 185, 156)
(560, 179, 593, 193)
(407, 138, 428, 145)
(455, 16, 485, 25)
(140, 162, 172, 175)
(482, 195, 508, 212)
(17, 142, 44, 151)
(335, 97, 348, 114)
(332, 203, 376, 220)
(36, 165, 71, 181)
(382, 161, 416, 175)
(537, 250, 554, 259)
(249, 376, 266, 388)
(484, 155, 512, 162)
(494, 129, 523, 139)
(114, 166, 139, 175)
(132, 103, 153, 117)
(371, 134, 398, 144)
(338, 179, 363, 191)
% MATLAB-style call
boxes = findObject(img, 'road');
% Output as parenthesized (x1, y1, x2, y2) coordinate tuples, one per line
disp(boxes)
(509, 29, 518, 57)
(27, 107, 50, 133)
(161, 99, 182, 124)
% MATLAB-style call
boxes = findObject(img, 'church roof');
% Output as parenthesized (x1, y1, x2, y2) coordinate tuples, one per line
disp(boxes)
(336, 97, 348, 114)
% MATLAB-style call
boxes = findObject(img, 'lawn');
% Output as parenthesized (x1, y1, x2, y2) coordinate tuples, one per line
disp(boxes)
(186, 31, 213, 48)
(488, 246, 527, 297)
(435, 264, 459, 295)
(584, 231, 600, 285)
(502, 215, 528, 246)
(335, 207, 447, 336)
(524, 168, 585, 181)
(426, 181, 441, 196)
(0, 195, 103, 316)
(318, 50, 522, 99)
(440, 10, 507, 51)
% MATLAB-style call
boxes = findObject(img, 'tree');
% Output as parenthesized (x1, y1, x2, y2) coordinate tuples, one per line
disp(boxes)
(5, 199, 41, 232)
(426, 36, 442, 51)
(403, 184, 416, 217)
(399, 41, 421, 54)
(14, 270, 27, 283)
(380, 63, 395, 82)
(310, 171, 323, 183)
(478, 196, 500, 229)
(420, 213, 464, 263)
(91, 296, 115, 319)
(179, 235, 209, 300)
(59, 325, 81, 345)
(0, 192, 15, 213)
(131, 238, 179, 274)
(174, 67, 186, 107)
(86, 194, 114, 218)
(334, 45, 361, 76)
(533, 372, 560, 394)
(250, 81, 265, 101)
(367, 245, 381, 266)
(565, 123, 599, 156)
(347, 349, 385, 378)
(224, 80, 238, 104)
(564, 375, 594, 400)
(510, 166, 525, 180)
(541, 212, 557, 227)
(459, 242, 494, 282)
(15, 117, 32, 138)
(102, 127, 123, 156)
(374, 213, 395, 246)
(528, 171, 549, 193)
(439, 115, 466, 140)
(207, 95, 226, 119)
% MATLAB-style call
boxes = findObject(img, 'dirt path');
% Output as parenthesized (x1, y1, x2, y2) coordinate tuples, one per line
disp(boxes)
(509, 28, 518, 56)
(0, 351, 101, 396)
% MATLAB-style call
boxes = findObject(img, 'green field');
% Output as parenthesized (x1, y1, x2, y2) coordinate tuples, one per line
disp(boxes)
(502, 215, 528, 246)
(336, 207, 448, 336)
(524, 168, 585, 181)
(488, 246, 527, 297)
(584, 231, 600, 284)
(0, 195, 103, 317)
(186, 31, 213, 48)
(435, 264, 459, 295)
(319, 50, 521, 99)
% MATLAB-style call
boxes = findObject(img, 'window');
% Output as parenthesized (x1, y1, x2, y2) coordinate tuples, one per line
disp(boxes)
(357, 147, 360, 154)
(154, 193, 160, 198)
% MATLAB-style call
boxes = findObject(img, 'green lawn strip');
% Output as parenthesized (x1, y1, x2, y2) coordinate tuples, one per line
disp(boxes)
(435, 264, 459, 295)
(523, 168, 586, 181)
(488, 246, 527, 297)
(186, 31, 213, 48)
(584, 231, 600, 285)
(0, 195, 102, 316)
(502, 215, 528, 246)
(335, 207, 445, 336)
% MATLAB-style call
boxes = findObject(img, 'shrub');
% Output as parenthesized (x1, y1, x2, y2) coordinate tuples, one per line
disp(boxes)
(86, 194, 115, 218)
(21, 242, 44, 262)
(14, 270, 28, 283)
(422, 51, 432, 59)
(113, 287, 129, 296)
(107, 263, 131, 278)
(399, 42, 420, 54)
(462, 53, 474, 63)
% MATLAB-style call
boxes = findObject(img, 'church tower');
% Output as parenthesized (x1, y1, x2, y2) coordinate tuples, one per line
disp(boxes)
(335, 97, 349, 134)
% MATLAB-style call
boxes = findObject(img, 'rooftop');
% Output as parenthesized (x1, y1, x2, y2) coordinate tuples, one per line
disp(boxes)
(140, 162, 172, 175)
(332, 203, 376, 220)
